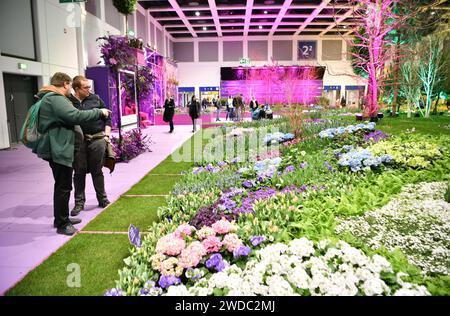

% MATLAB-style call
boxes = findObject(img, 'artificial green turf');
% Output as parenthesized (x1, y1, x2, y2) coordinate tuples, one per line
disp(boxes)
(377, 115, 450, 136)
(125, 174, 181, 195)
(82, 196, 165, 231)
(6, 234, 130, 296)
(149, 158, 193, 174)
(6, 131, 211, 296)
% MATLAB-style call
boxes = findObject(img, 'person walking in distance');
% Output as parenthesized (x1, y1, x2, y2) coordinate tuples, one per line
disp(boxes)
(163, 94, 175, 133)
(189, 95, 201, 132)
(35, 73, 110, 235)
(69, 76, 112, 218)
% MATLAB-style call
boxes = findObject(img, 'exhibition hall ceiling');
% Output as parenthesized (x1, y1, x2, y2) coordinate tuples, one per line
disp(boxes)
(138, 0, 361, 38)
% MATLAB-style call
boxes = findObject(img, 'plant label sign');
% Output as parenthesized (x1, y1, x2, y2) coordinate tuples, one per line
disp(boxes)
(298, 41, 317, 60)
(128, 224, 141, 248)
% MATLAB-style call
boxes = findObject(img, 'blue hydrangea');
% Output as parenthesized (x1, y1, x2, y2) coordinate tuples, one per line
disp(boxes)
(319, 122, 377, 139)
(338, 148, 390, 172)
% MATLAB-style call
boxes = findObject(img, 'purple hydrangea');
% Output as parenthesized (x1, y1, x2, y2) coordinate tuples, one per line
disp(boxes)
(364, 130, 388, 143)
(233, 245, 252, 259)
(250, 236, 266, 247)
(158, 275, 181, 289)
(206, 253, 226, 272)
(242, 180, 254, 188)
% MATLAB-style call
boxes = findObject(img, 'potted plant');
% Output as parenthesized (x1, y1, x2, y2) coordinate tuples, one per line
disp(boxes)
(113, 0, 137, 34)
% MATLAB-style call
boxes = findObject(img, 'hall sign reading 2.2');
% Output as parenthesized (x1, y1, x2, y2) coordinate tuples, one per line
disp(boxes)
(298, 41, 317, 60)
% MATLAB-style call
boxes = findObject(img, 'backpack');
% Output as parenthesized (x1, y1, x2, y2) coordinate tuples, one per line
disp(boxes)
(20, 92, 56, 150)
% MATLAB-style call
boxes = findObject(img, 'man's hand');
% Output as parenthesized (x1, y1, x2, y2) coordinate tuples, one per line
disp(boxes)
(100, 109, 111, 117)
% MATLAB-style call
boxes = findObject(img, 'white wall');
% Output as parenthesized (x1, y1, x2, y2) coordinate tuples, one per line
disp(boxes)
(0, 0, 173, 149)
(0, 0, 81, 149)
(175, 35, 367, 98)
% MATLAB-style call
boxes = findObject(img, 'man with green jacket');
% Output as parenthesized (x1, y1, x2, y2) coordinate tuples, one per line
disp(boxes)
(35, 72, 110, 236)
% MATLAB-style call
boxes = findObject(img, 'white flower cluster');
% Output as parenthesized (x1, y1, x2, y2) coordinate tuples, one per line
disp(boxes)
(163, 238, 429, 296)
(336, 182, 450, 276)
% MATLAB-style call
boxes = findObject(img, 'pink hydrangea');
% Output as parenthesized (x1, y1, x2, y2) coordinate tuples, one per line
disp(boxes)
(202, 235, 223, 253)
(178, 241, 207, 269)
(196, 226, 216, 240)
(211, 218, 237, 235)
(174, 223, 196, 239)
(155, 233, 186, 256)
(222, 233, 243, 252)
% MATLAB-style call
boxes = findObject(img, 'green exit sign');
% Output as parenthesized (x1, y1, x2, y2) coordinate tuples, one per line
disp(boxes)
(239, 57, 250, 65)
(59, 0, 86, 3)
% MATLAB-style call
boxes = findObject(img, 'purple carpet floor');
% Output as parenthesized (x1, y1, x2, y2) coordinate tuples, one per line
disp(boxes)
(0, 125, 196, 295)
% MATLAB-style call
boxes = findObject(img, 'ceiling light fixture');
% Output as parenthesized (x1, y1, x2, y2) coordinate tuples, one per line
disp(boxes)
(195, 11, 200, 16)
(203, 26, 207, 31)
(264, 10, 268, 14)
(259, 25, 263, 29)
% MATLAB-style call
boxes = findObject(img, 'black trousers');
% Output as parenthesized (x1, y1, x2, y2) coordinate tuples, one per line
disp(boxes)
(73, 138, 107, 206)
(49, 160, 73, 229)
(169, 119, 174, 132)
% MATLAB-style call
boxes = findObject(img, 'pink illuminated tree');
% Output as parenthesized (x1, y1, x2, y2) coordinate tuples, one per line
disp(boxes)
(342, 0, 404, 118)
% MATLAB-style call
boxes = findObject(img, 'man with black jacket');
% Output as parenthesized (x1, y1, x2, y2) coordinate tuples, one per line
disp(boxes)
(35, 72, 110, 235)
(69, 76, 111, 217)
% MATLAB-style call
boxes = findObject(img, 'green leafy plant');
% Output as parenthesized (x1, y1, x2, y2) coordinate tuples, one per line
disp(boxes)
(113, 0, 138, 33)
(368, 135, 444, 169)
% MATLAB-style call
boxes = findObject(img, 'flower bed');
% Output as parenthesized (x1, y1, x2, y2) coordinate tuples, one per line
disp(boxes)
(159, 238, 430, 296)
(111, 129, 152, 162)
(336, 182, 450, 276)
(107, 116, 450, 296)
